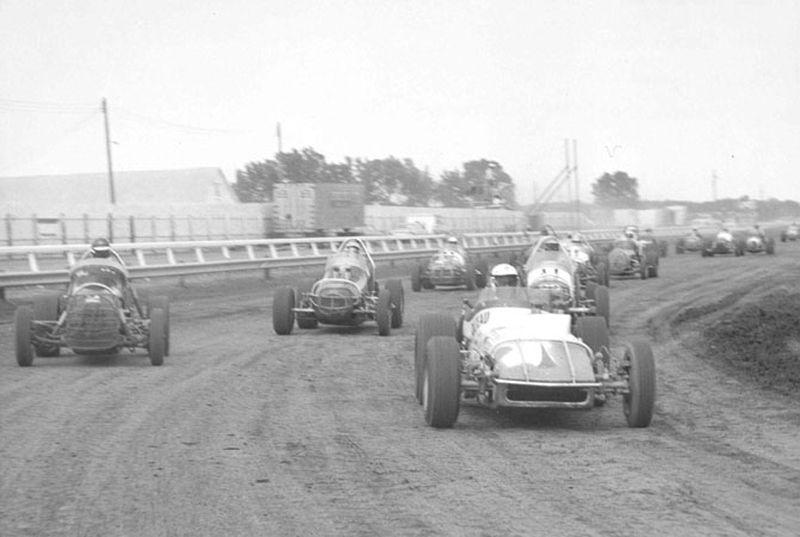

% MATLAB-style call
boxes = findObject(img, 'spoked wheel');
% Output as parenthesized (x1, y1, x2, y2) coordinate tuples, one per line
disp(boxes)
(15, 306, 35, 367)
(622, 338, 656, 427)
(415, 313, 456, 404)
(423, 336, 461, 428)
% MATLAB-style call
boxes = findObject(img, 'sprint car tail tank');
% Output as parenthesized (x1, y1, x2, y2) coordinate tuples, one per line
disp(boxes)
(63, 295, 123, 352)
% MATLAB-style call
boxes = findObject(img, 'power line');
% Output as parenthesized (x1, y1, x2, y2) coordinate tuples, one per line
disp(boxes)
(0, 98, 98, 114)
(116, 107, 254, 135)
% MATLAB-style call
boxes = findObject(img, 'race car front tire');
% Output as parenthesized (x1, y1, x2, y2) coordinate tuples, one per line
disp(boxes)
(623, 338, 656, 428)
(15, 306, 35, 367)
(415, 313, 456, 404)
(272, 286, 296, 335)
(376, 288, 392, 336)
(423, 336, 461, 428)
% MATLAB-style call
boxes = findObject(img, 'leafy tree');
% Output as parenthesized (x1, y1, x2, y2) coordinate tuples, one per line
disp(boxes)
(462, 159, 515, 207)
(433, 169, 471, 207)
(591, 171, 640, 207)
(233, 160, 280, 202)
(353, 156, 434, 205)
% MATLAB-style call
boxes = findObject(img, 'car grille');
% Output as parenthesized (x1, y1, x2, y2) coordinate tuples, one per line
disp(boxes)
(64, 295, 122, 350)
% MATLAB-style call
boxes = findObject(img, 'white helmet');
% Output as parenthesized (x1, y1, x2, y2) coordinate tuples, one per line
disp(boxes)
(446, 236, 458, 245)
(490, 263, 518, 287)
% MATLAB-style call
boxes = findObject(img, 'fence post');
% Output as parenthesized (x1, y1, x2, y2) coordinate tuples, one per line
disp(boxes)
(5, 214, 12, 247)
(150, 216, 157, 242)
(170, 214, 176, 242)
(32, 214, 38, 246)
(82, 213, 89, 243)
(107, 213, 114, 242)
(187, 214, 193, 241)
(60, 213, 67, 244)
(129, 215, 136, 243)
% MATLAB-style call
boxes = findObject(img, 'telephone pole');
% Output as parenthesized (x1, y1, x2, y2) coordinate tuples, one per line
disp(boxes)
(102, 98, 116, 205)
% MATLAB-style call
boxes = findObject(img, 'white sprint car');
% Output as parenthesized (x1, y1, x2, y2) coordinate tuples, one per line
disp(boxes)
(414, 286, 655, 428)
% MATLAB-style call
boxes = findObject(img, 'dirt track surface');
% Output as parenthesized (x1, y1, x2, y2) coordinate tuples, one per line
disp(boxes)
(1, 248, 799, 537)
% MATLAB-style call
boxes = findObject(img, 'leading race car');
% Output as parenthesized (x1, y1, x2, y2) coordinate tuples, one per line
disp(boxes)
(272, 237, 404, 336)
(411, 236, 488, 291)
(14, 250, 169, 367)
(413, 286, 656, 429)
(780, 223, 799, 242)
(522, 235, 610, 326)
(564, 232, 609, 289)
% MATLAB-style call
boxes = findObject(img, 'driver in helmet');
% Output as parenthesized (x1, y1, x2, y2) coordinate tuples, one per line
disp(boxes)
(345, 243, 361, 255)
(89, 237, 112, 258)
(752, 223, 765, 239)
(717, 227, 733, 243)
(490, 263, 519, 287)
(446, 236, 459, 246)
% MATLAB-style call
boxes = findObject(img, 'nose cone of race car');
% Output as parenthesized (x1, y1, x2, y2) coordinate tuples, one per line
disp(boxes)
(493, 337, 596, 383)
(64, 294, 123, 352)
(312, 279, 362, 317)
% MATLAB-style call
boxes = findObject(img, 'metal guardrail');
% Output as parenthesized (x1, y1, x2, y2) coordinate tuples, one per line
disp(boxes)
(0, 228, 697, 292)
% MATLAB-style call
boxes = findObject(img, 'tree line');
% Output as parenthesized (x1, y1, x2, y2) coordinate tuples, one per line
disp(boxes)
(233, 148, 515, 208)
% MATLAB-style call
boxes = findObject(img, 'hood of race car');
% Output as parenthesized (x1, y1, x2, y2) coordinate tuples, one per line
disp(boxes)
(474, 312, 595, 383)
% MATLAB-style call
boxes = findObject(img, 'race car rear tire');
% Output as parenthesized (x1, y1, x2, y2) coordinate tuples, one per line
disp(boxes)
(639, 261, 648, 280)
(33, 292, 61, 357)
(648, 263, 659, 278)
(574, 316, 609, 355)
(464, 263, 477, 291)
(585, 281, 597, 301)
(596, 261, 610, 288)
(415, 313, 456, 404)
(148, 296, 170, 356)
(623, 338, 656, 428)
(386, 279, 404, 328)
(148, 308, 167, 366)
(423, 336, 461, 428)
(475, 259, 489, 289)
(15, 306, 35, 367)
(376, 288, 392, 336)
(272, 286, 296, 335)
(766, 238, 775, 255)
(411, 264, 422, 292)
(594, 285, 610, 327)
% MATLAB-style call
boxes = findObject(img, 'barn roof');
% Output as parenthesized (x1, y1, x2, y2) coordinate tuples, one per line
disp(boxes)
(0, 167, 239, 213)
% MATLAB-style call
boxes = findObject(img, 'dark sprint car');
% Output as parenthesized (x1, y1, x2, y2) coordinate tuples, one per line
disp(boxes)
(272, 238, 404, 336)
(606, 238, 659, 279)
(14, 257, 169, 366)
(411, 237, 489, 291)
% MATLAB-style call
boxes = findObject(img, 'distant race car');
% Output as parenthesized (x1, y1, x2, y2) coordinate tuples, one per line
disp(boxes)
(411, 236, 489, 291)
(563, 232, 610, 289)
(606, 237, 660, 279)
(780, 223, 799, 242)
(272, 237, 404, 336)
(413, 286, 656, 429)
(14, 255, 169, 366)
(701, 231, 743, 257)
(742, 232, 776, 255)
(675, 232, 704, 254)
(522, 235, 610, 326)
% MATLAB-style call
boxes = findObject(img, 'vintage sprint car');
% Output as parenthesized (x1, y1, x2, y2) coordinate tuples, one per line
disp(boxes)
(701, 231, 744, 257)
(742, 232, 776, 255)
(272, 237, 404, 336)
(675, 232, 704, 254)
(411, 237, 489, 291)
(413, 286, 656, 428)
(564, 233, 609, 289)
(523, 235, 610, 326)
(14, 256, 169, 366)
(780, 223, 799, 242)
(606, 238, 659, 279)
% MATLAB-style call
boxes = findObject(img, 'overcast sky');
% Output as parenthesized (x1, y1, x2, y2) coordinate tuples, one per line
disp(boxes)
(1, 0, 798, 204)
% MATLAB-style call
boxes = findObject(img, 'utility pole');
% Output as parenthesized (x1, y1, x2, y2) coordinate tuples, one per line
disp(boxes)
(102, 98, 116, 205)
(573, 139, 579, 230)
(711, 170, 718, 201)
(276, 122, 283, 153)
